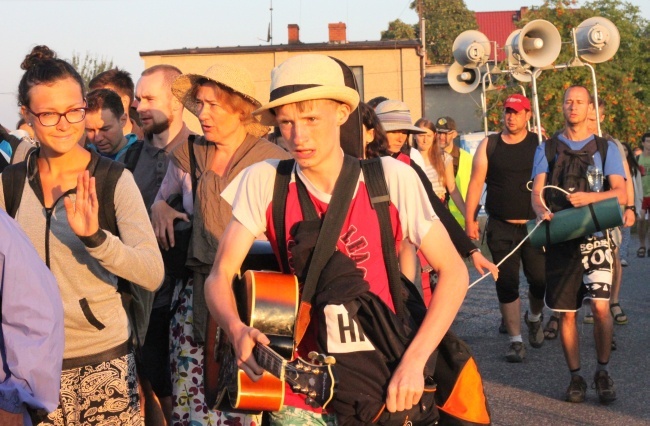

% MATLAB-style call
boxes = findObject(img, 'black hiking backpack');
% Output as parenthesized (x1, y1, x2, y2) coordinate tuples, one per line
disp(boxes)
(544, 135, 609, 212)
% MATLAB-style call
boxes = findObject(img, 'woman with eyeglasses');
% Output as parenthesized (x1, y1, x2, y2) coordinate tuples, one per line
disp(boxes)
(0, 45, 163, 425)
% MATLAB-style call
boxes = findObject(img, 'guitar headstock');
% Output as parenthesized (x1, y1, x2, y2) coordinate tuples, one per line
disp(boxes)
(284, 352, 337, 409)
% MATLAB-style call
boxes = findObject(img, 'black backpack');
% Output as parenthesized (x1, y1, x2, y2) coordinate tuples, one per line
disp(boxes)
(122, 140, 144, 173)
(544, 135, 609, 212)
(272, 158, 490, 426)
(0, 127, 25, 173)
(2, 150, 154, 350)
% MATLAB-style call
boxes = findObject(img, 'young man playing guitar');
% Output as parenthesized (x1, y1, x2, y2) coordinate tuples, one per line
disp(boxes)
(204, 54, 470, 424)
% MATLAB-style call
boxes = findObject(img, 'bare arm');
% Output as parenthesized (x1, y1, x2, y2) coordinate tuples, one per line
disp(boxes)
(465, 138, 489, 240)
(204, 219, 269, 381)
(621, 157, 636, 227)
(445, 161, 466, 218)
(398, 240, 418, 283)
(531, 173, 553, 222)
(386, 220, 468, 412)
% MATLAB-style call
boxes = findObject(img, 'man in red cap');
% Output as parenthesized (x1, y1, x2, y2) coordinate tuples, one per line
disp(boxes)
(465, 94, 546, 363)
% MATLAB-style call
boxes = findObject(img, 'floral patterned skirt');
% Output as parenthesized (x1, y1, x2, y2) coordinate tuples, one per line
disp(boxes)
(170, 278, 261, 426)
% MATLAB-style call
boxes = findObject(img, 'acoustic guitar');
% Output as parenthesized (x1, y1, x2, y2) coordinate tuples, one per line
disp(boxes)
(205, 268, 337, 414)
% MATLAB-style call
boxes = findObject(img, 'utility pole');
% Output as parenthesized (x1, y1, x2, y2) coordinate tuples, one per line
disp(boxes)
(418, 0, 426, 115)
(419, 0, 426, 76)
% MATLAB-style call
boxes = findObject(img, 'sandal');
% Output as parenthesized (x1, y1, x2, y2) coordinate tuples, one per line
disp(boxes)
(610, 303, 628, 325)
(544, 314, 560, 340)
(637, 247, 646, 258)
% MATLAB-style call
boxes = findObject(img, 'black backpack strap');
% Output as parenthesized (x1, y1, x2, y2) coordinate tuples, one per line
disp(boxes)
(272, 159, 295, 273)
(361, 157, 405, 321)
(91, 154, 125, 236)
(2, 161, 28, 218)
(300, 155, 361, 305)
(0, 153, 9, 173)
(485, 133, 501, 160)
(296, 176, 319, 221)
(122, 140, 144, 173)
(595, 136, 608, 171)
(545, 136, 559, 174)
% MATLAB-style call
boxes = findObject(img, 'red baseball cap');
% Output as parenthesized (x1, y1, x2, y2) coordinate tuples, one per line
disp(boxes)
(504, 94, 531, 112)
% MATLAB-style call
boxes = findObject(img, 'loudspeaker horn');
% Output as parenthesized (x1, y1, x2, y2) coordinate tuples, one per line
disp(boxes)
(452, 30, 491, 68)
(504, 38, 532, 82)
(575, 17, 620, 63)
(447, 62, 481, 93)
(505, 19, 562, 68)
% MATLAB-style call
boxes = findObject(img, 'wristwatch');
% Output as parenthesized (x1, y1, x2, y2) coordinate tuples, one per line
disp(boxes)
(625, 205, 636, 213)
(467, 248, 481, 257)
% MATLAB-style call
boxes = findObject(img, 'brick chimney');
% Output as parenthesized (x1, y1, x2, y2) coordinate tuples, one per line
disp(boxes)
(328, 22, 347, 44)
(288, 24, 300, 44)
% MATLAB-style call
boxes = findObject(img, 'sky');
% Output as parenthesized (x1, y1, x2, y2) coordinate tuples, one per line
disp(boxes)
(1, 0, 648, 126)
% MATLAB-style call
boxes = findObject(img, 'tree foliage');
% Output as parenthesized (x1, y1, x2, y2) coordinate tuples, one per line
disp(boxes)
(485, 0, 649, 145)
(417, 0, 478, 64)
(380, 0, 478, 64)
(70, 52, 114, 90)
(381, 19, 416, 40)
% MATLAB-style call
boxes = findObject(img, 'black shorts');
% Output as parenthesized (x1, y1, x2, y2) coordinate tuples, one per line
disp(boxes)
(545, 235, 613, 312)
(486, 218, 546, 304)
(138, 305, 172, 397)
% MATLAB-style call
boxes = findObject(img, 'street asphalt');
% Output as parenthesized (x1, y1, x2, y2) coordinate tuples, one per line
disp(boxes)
(451, 236, 650, 425)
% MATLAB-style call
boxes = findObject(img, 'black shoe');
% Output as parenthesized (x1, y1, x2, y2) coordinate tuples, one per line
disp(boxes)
(566, 375, 587, 403)
(593, 370, 617, 404)
(499, 317, 507, 334)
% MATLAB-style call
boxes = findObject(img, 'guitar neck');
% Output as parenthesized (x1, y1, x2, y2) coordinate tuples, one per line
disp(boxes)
(253, 344, 286, 380)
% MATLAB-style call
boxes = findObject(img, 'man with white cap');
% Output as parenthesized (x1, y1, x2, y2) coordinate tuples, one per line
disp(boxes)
(374, 99, 426, 169)
(205, 54, 469, 424)
(465, 94, 546, 363)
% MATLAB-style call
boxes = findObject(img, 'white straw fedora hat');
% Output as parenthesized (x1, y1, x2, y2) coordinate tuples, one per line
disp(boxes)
(253, 54, 360, 126)
(172, 62, 269, 138)
(375, 100, 426, 134)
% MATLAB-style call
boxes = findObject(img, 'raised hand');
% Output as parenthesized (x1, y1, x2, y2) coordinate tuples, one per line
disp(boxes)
(64, 170, 100, 237)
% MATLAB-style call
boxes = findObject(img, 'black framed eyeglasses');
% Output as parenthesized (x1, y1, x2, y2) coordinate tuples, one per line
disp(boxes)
(25, 107, 86, 127)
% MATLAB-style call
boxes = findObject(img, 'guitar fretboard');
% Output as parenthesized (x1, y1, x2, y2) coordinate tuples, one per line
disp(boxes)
(253, 344, 285, 380)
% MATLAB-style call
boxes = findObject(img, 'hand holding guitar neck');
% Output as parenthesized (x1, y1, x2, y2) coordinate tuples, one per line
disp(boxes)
(206, 270, 338, 413)
(231, 324, 270, 382)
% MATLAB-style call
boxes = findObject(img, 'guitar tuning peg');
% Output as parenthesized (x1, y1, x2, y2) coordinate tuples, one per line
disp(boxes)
(305, 397, 316, 407)
(308, 351, 319, 361)
(324, 356, 336, 365)
(316, 354, 326, 364)
(308, 391, 317, 398)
